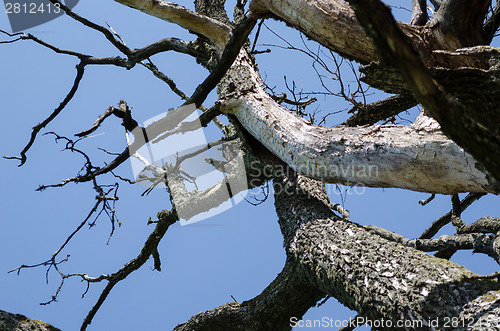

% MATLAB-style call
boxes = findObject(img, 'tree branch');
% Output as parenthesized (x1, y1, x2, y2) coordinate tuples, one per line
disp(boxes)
(114, 0, 232, 50)
(367, 224, 500, 264)
(3, 61, 85, 166)
(50, 0, 131, 55)
(274, 173, 500, 328)
(343, 94, 417, 126)
(430, 0, 491, 46)
(419, 193, 486, 239)
(249, 0, 377, 63)
(81, 209, 178, 330)
(174, 260, 324, 330)
(223, 89, 499, 194)
(347, 0, 500, 183)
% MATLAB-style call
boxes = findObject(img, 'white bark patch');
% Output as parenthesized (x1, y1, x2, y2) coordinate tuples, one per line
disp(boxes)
(222, 89, 498, 194)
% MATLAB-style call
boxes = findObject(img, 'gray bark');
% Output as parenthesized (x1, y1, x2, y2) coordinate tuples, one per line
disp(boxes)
(17, 0, 498, 330)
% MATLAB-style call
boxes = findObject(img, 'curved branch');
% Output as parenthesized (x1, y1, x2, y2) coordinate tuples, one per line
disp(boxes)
(249, 0, 377, 63)
(347, 0, 500, 184)
(114, 0, 232, 49)
(223, 89, 499, 194)
(4, 61, 85, 166)
(274, 173, 500, 328)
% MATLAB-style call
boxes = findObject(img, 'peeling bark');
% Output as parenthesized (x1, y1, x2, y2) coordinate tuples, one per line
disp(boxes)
(219, 51, 499, 194)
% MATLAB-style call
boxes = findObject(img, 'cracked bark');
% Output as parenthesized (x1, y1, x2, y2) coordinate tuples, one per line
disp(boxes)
(275, 174, 500, 330)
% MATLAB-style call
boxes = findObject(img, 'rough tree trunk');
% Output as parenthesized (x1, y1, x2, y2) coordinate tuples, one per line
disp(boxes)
(15, 0, 494, 329)
(109, 0, 500, 329)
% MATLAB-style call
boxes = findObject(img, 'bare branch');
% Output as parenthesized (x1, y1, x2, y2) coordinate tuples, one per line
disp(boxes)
(81, 209, 178, 330)
(419, 193, 435, 206)
(367, 224, 500, 263)
(419, 193, 486, 239)
(114, 0, 232, 49)
(76, 106, 116, 137)
(343, 94, 417, 126)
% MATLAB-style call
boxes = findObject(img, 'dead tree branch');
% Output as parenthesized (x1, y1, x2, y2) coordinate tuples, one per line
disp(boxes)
(420, 193, 486, 239)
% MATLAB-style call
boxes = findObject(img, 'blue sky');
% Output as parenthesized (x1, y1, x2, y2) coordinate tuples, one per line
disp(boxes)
(1, 1, 499, 330)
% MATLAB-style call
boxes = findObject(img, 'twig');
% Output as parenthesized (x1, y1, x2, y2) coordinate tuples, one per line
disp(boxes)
(419, 193, 486, 239)
(419, 193, 435, 206)
(4, 61, 85, 166)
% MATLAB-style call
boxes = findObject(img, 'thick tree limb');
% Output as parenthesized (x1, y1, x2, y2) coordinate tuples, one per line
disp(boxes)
(274, 173, 500, 329)
(114, 0, 232, 50)
(174, 261, 324, 331)
(0, 310, 60, 331)
(223, 89, 499, 194)
(347, 0, 500, 184)
(461, 216, 500, 234)
(4, 61, 85, 166)
(249, 0, 377, 63)
(430, 0, 491, 46)
(50, 0, 131, 55)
